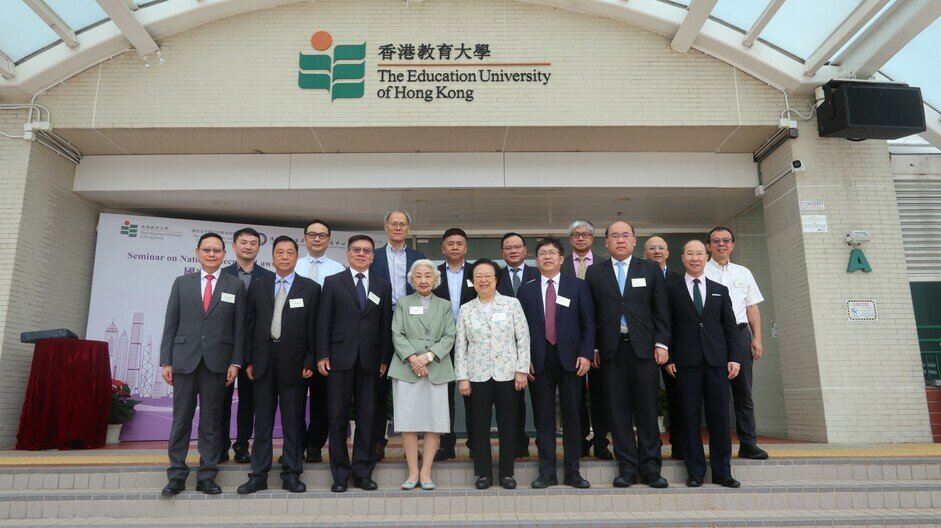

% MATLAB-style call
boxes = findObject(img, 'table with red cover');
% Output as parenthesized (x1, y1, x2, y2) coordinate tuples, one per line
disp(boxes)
(15, 338, 111, 450)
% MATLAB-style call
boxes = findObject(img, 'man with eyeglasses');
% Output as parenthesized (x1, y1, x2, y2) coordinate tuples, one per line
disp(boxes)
(160, 233, 246, 496)
(317, 235, 393, 492)
(703, 227, 768, 460)
(369, 210, 426, 461)
(495, 232, 538, 458)
(561, 220, 613, 461)
(219, 228, 275, 464)
(295, 219, 344, 463)
(584, 222, 670, 489)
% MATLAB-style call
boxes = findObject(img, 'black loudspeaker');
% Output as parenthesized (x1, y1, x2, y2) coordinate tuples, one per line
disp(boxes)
(817, 80, 926, 140)
(20, 328, 78, 343)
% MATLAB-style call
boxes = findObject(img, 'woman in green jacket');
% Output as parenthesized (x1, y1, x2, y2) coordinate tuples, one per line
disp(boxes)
(389, 259, 457, 490)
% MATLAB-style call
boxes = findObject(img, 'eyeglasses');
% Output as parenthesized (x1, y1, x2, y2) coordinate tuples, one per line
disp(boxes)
(710, 238, 733, 245)
(199, 248, 224, 255)
(386, 222, 409, 229)
(502, 244, 525, 251)
(646, 245, 666, 251)
(473, 274, 495, 280)
(306, 232, 329, 240)
(608, 233, 635, 241)
(348, 247, 373, 255)
(537, 250, 561, 257)
(570, 232, 593, 239)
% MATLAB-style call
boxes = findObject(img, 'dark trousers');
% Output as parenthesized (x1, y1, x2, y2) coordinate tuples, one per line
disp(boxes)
(249, 342, 307, 480)
(372, 376, 391, 448)
(602, 339, 663, 478)
(676, 363, 732, 479)
(167, 359, 226, 481)
(305, 370, 329, 454)
(468, 379, 518, 479)
(442, 353, 473, 451)
(531, 343, 582, 476)
(579, 369, 610, 450)
(731, 326, 757, 446)
(221, 368, 254, 454)
(662, 366, 684, 458)
(516, 389, 530, 453)
(327, 362, 377, 483)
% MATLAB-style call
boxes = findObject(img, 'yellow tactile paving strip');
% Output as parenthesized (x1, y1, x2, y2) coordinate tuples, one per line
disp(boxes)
(2, 443, 941, 467)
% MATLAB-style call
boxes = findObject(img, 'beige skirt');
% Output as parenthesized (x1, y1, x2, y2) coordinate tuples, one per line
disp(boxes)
(392, 377, 450, 433)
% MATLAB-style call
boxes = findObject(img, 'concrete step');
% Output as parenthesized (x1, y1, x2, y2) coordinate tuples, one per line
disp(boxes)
(2, 457, 939, 491)
(2, 481, 941, 520)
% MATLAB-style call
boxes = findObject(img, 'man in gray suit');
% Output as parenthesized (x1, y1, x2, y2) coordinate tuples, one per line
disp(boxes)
(160, 232, 246, 496)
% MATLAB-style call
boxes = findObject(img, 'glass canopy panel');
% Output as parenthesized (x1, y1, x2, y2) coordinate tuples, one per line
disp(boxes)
(711, 0, 772, 33)
(0, 1, 59, 62)
(759, 0, 863, 59)
(881, 18, 941, 111)
(43, 0, 108, 33)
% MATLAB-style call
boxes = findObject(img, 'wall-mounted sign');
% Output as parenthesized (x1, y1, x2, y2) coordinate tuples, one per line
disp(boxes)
(799, 200, 825, 211)
(801, 215, 828, 233)
(847, 299, 878, 321)
(770, 320, 778, 338)
(847, 248, 872, 273)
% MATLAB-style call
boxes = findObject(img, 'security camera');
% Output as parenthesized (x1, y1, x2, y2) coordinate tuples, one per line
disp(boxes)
(791, 159, 806, 172)
(845, 231, 871, 246)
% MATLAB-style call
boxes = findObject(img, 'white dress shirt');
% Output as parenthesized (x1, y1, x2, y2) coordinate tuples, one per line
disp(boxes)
(684, 272, 706, 303)
(295, 253, 345, 286)
(200, 268, 221, 295)
(350, 267, 370, 291)
(704, 259, 764, 325)
(540, 272, 562, 308)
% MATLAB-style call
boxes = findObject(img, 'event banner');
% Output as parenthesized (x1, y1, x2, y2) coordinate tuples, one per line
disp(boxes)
(86, 213, 372, 441)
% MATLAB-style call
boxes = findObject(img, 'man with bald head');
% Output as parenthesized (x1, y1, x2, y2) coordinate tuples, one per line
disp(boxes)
(664, 240, 742, 488)
(584, 221, 670, 488)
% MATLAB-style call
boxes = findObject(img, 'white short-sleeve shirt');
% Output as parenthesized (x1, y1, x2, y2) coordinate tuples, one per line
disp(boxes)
(704, 259, 763, 325)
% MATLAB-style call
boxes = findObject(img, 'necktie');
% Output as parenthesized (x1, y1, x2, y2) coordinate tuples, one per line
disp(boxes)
(310, 258, 319, 282)
(692, 278, 703, 316)
(616, 262, 628, 328)
(577, 256, 587, 279)
(355, 273, 367, 310)
(545, 279, 557, 345)
(511, 268, 521, 294)
(202, 274, 214, 312)
(271, 279, 287, 339)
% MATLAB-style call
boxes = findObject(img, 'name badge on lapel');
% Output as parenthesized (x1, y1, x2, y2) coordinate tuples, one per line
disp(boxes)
(631, 278, 647, 288)
(466, 279, 474, 288)
(289, 298, 304, 308)
(492, 312, 507, 322)
(220, 292, 235, 303)
(556, 296, 571, 307)
(711, 293, 722, 297)
(368, 292, 381, 305)
(409, 306, 424, 315)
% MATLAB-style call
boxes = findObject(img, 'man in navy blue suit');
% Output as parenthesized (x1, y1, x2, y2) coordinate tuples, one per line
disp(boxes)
(517, 237, 595, 489)
(219, 227, 275, 463)
(369, 209, 425, 460)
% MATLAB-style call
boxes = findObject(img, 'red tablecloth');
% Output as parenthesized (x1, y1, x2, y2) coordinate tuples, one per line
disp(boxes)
(15, 338, 111, 450)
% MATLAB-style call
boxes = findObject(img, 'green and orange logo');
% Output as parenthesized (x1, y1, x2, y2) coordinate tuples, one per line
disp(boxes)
(298, 31, 366, 100)
(120, 219, 138, 238)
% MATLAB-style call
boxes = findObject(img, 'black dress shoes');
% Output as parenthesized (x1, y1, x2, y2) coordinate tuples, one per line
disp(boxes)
(640, 473, 669, 488)
(304, 449, 323, 463)
(161, 479, 185, 496)
(738, 444, 769, 460)
(580, 442, 592, 458)
(593, 445, 614, 460)
(236, 476, 268, 495)
(196, 478, 222, 495)
(434, 447, 456, 461)
(282, 478, 306, 493)
(563, 472, 591, 489)
(233, 448, 250, 464)
(331, 480, 348, 493)
(531, 474, 558, 488)
(499, 476, 517, 490)
(354, 477, 378, 490)
(612, 475, 635, 488)
(713, 475, 741, 488)
(475, 476, 493, 489)
(685, 475, 703, 488)
(217, 452, 230, 463)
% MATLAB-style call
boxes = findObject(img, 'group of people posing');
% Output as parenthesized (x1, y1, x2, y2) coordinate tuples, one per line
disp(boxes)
(158, 211, 766, 497)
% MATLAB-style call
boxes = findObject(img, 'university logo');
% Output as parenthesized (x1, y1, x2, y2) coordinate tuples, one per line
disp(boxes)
(298, 31, 366, 100)
(120, 220, 138, 238)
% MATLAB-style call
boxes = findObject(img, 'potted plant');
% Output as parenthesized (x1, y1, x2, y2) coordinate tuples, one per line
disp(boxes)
(108, 379, 140, 444)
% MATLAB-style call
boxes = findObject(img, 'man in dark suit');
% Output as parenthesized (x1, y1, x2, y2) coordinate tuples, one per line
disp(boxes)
(369, 210, 425, 460)
(643, 235, 685, 462)
(160, 232, 245, 496)
(495, 232, 538, 458)
(237, 236, 319, 494)
(584, 221, 670, 489)
(316, 235, 393, 492)
(664, 240, 742, 488)
(432, 228, 477, 461)
(517, 237, 594, 489)
(561, 219, 613, 461)
(219, 227, 275, 464)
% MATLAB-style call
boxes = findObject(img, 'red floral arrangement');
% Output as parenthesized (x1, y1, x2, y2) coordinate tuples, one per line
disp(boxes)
(109, 379, 141, 425)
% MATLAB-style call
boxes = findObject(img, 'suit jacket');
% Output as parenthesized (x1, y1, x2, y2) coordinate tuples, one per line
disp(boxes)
(454, 293, 530, 382)
(315, 270, 393, 373)
(664, 268, 682, 285)
(370, 244, 425, 296)
(222, 262, 274, 351)
(432, 261, 477, 307)
(517, 276, 595, 374)
(666, 276, 742, 367)
(388, 293, 457, 384)
(246, 274, 321, 386)
(496, 264, 539, 297)
(561, 253, 594, 278)
(160, 271, 246, 374)
(585, 257, 670, 361)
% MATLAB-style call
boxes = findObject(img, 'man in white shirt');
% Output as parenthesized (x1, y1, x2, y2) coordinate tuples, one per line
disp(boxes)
(703, 226, 768, 460)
